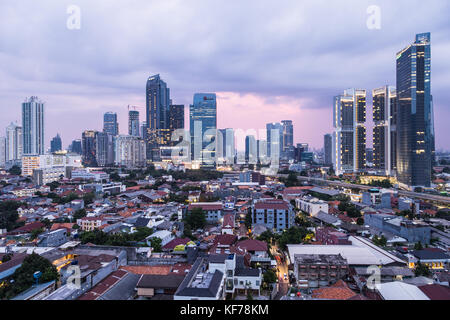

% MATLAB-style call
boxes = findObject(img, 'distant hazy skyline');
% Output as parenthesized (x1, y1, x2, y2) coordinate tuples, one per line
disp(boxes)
(1, 0, 449, 151)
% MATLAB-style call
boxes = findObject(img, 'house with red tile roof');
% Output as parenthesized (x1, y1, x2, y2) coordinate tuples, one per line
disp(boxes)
(311, 280, 360, 300)
(221, 213, 235, 235)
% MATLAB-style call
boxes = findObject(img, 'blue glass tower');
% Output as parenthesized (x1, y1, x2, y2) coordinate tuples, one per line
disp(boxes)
(146, 74, 171, 161)
(190, 93, 217, 167)
(396, 33, 433, 188)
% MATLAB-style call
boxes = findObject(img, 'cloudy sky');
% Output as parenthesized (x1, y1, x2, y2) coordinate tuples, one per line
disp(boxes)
(1, 0, 449, 151)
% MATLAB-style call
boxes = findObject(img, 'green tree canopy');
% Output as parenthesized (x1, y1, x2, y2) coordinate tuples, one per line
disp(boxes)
(185, 208, 206, 230)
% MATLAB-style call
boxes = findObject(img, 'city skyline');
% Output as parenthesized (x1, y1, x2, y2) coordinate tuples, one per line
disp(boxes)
(1, 1, 450, 151)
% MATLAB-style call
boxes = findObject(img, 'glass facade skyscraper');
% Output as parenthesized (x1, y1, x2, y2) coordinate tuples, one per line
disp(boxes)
(373, 86, 397, 176)
(266, 122, 283, 159)
(82, 130, 98, 167)
(332, 89, 366, 174)
(50, 133, 62, 153)
(22, 96, 45, 155)
(190, 93, 217, 167)
(281, 120, 294, 160)
(396, 33, 433, 188)
(146, 74, 171, 161)
(324, 134, 332, 166)
(128, 109, 140, 137)
(103, 112, 119, 136)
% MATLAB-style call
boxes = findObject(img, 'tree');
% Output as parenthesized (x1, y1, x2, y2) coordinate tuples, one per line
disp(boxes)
(277, 226, 309, 251)
(0, 253, 59, 299)
(373, 235, 387, 247)
(184, 208, 206, 230)
(263, 269, 277, 285)
(83, 192, 96, 205)
(149, 237, 162, 252)
(414, 261, 431, 277)
(73, 209, 87, 221)
(414, 242, 424, 251)
(246, 292, 254, 300)
(356, 217, 364, 226)
(8, 165, 21, 176)
(0, 201, 24, 231)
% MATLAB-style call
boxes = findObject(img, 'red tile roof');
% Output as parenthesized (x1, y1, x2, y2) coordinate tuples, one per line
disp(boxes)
(236, 239, 268, 252)
(162, 238, 191, 250)
(418, 284, 450, 300)
(222, 214, 235, 229)
(311, 280, 358, 300)
(254, 200, 289, 210)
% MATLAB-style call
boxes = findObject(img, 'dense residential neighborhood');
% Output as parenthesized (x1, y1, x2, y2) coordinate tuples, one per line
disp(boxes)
(1, 163, 449, 301)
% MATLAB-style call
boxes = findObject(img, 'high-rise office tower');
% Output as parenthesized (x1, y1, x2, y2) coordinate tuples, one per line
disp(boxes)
(169, 104, 185, 146)
(128, 108, 140, 137)
(281, 120, 294, 160)
(190, 93, 217, 167)
(0, 137, 6, 167)
(6, 122, 22, 164)
(70, 139, 82, 154)
(96, 132, 115, 167)
(217, 128, 235, 164)
(245, 135, 257, 164)
(396, 33, 434, 188)
(332, 89, 367, 174)
(169, 105, 185, 130)
(324, 134, 333, 166)
(373, 86, 397, 175)
(50, 133, 62, 153)
(140, 121, 147, 141)
(103, 112, 119, 136)
(257, 139, 267, 164)
(115, 135, 146, 168)
(82, 130, 98, 167)
(22, 96, 45, 155)
(146, 74, 171, 161)
(266, 122, 283, 159)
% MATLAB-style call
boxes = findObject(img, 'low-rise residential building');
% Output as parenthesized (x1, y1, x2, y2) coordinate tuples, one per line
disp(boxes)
(364, 213, 431, 244)
(251, 199, 295, 233)
(296, 196, 329, 217)
(293, 254, 349, 289)
(315, 227, 351, 245)
(77, 217, 106, 231)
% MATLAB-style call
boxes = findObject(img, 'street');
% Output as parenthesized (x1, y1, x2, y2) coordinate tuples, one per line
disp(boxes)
(270, 243, 290, 299)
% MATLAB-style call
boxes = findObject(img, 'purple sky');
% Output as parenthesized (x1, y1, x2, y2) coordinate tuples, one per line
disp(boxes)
(1, 0, 449, 151)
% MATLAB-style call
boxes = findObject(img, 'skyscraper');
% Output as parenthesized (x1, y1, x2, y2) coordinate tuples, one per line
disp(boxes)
(190, 93, 217, 167)
(128, 108, 140, 137)
(217, 128, 235, 164)
(332, 89, 366, 174)
(82, 130, 98, 167)
(281, 120, 294, 160)
(6, 122, 22, 164)
(245, 135, 257, 164)
(169, 104, 185, 146)
(373, 86, 397, 175)
(324, 134, 332, 166)
(96, 132, 115, 167)
(146, 74, 171, 161)
(115, 135, 146, 168)
(266, 122, 283, 159)
(103, 112, 119, 136)
(50, 133, 62, 153)
(22, 96, 45, 155)
(396, 33, 433, 188)
(70, 139, 82, 154)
